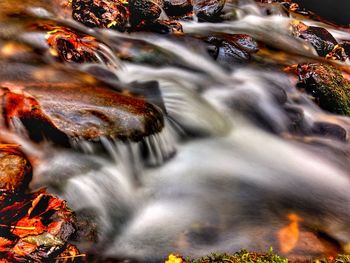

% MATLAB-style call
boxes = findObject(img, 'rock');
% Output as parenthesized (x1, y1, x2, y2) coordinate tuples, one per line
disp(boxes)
(340, 41, 350, 57)
(292, 21, 338, 57)
(134, 20, 183, 34)
(47, 27, 104, 64)
(312, 122, 347, 142)
(0, 82, 164, 143)
(284, 105, 305, 133)
(227, 34, 259, 54)
(193, 0, 226, 21)
(163, 0, 193, 17)
(129, 0, 163, 26)
(216, 40, 250, 65)
(205, 35, 258, 66)
(72, 0, 129, 31)
(0, 145, 32, 193)
(296, 63, 350, 116)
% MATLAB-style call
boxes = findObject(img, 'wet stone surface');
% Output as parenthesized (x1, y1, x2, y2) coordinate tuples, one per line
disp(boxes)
(72, 0, 129, 31)
(296, 63, 350, 116)
(134, 20, 183, 34)
(292, 21, 338, 57)
(193, 0, 226, 21)
(47, 27, 103, 64)
(129, 0, 163, 26)
(0, 82, 165, 143)
(205, 35, 259, 66)
(311, 122, 348, 142)
(163, 0, 193, 17)
(0, 145, 31, 193)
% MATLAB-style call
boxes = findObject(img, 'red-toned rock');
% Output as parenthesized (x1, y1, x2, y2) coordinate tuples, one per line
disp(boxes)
(0, 145, 32, 193)
(0, 82, 164, 143)
(72, 0, 129, 32)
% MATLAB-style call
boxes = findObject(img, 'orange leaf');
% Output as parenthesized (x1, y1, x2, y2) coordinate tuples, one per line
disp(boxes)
(13, 216, 45, 237)
(277, 213, 302, 253)
(0, 237, 13, 252)
(12, 240, 37, 257)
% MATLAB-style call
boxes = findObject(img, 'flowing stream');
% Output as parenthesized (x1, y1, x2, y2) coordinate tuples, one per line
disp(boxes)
(1, 0, 350, 261)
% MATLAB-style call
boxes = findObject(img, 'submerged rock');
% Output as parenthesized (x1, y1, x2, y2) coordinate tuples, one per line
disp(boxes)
(0, 145, 32, 193)
(0, 82, 164, 143)
(296, 63, 350, 116)
(312, 122, 347, 142)
(72, 0, 129, 31)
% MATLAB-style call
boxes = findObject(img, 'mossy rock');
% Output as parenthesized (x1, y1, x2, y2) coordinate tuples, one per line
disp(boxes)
(296, 63, 350, 116)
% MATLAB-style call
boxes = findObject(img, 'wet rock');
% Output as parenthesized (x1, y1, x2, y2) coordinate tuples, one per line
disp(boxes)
(109, 37, 193, 68)
(163, 0, 193, 17)
(129, 0, 163, 26)
(47, 27, 103, 64)
(0, 82, 164, 143)
(217, 40, 250, 65)
(134, 20, 183, 34)
(228, 34, 259, 54)
(72, 0, 129, 31)
(325, 44, 347, 61)
(284, 105, 305, 134)
(296, 63, 350, 116)
(193, 0, 226, 21)
(331, 41, 350, 61)
(292, 21, 338, 57)
(205, 35, 258, 66)
(0, 145, 32, 193)
(312, 122, 347, 142)
(340, 41, 350, 57)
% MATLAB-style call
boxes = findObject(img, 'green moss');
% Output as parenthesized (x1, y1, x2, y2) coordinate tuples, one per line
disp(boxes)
(166, 250, 350, 263)
(297, 63, 350, 116)
(188, 249, 288, 263)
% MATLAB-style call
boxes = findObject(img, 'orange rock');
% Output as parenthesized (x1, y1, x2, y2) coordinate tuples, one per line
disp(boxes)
(0, 144, 32, 192)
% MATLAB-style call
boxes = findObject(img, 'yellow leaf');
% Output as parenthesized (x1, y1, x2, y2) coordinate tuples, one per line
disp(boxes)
(165, 254, 183, 263)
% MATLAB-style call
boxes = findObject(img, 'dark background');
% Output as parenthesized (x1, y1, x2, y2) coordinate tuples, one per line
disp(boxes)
(294, 0, 350, 25)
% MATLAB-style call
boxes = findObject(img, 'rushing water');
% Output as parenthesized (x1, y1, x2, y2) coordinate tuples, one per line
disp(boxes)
(1, 0, 350, 261)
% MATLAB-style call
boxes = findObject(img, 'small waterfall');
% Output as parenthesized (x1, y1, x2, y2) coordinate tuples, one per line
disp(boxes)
(71, 119, 178, 169)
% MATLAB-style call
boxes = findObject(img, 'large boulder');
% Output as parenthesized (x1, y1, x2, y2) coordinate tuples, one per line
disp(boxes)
(0, 81, 164, 143)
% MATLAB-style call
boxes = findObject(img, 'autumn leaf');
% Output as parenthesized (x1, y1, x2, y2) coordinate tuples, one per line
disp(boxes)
(277, 213, 302, 253)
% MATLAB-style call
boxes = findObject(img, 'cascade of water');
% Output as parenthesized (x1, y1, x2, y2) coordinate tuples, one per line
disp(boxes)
(182, 15, 316, 57)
